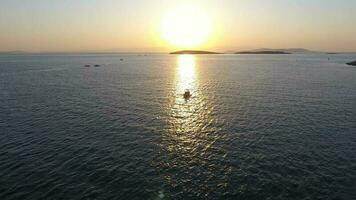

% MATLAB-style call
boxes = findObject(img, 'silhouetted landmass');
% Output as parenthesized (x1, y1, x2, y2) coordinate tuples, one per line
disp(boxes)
(235, 48, 327, 54)
(170, 50, 221, 55)
(346, 61, 356, 66)
(255, 48, 318, 54)
(236, 51, 291, 54)
(0, 51, 28, 54)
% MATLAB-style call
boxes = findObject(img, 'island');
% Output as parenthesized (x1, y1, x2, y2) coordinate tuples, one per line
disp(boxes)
(236, 51, 291, 54)
(0, 51, 28, 55)
(346, 61, 356, 66)
(170, 50, 221, 55)
(234, 48, 320, 54)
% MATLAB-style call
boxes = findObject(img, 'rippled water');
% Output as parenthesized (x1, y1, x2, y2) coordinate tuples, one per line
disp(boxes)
(1, 53, 356, 199)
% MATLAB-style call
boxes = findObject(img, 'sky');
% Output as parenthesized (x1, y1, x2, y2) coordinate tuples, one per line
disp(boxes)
(0, 0, 356, 52)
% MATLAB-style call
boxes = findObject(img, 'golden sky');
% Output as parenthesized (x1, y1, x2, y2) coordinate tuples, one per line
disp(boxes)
(0, 0, 356, 52)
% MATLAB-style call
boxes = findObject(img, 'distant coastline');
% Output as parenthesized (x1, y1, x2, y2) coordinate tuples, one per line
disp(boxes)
(0, 51, 29, 55)
(236, 51, 291, 54)
(170, 50, 221, 55)
(238, 48, 319, 54)
(1, 48, 355, 55)
(170, 48, 342, 55)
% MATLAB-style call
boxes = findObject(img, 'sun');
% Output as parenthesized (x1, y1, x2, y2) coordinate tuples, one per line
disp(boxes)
(160, 5, 213, 49)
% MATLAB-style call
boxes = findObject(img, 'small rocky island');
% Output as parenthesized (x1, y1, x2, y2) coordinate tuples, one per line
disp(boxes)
(170, 50, 221, 55)
(236, 51, 291, 54)
(346, 61, 356, 66)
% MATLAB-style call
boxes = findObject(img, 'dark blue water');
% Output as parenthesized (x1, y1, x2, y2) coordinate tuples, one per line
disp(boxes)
(1, 53, 356, 200)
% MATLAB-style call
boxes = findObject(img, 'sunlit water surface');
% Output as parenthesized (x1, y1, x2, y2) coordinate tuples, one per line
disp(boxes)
(1, 53, 356, 199)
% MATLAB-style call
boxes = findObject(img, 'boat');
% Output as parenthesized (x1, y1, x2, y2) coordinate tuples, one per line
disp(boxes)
(94, 64, 101, 67)
(184, 90, 191, 99)
(84, 65, 91, 67)
(347, 61, 356, 66)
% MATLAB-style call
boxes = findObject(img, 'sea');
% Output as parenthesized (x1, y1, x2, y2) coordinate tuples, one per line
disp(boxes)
(0, 53, 356, 200)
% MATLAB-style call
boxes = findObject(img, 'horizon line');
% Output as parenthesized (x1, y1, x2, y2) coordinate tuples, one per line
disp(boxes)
(1, 48, 356, 54)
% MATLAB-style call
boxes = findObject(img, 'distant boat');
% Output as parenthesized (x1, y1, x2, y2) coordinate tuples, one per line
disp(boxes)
(120, 59, 124, 61)
(94, 64, 101, 67)
(84, 65, 91, 67)
(346, 61, 356, 66)
(184, 90, 192, 99)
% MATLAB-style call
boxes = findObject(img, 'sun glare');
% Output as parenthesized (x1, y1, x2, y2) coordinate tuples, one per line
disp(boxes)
(177, 55, 197, 95)
(161, 5, 213, 49)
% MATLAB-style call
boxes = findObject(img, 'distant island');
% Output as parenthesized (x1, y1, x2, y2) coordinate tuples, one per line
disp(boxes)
(255, 48, 317, 54)
(236, 51, 291, 54)
(170, 50, 221, 55)
(0, 51, 29, 54)
(235, 48, 320, 54)
(347, 61, 356, 66)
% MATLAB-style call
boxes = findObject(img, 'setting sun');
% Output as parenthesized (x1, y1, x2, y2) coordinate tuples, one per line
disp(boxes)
(160, 5, 213, 49)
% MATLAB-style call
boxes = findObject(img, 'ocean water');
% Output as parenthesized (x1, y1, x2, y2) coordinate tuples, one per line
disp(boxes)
(0, 53, 356, 200)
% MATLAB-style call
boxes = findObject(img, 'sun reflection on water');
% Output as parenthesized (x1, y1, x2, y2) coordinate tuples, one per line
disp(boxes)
(176, 55, 197, 95)
(173, 55, 199, 119)
(167, 54, 221, 162)
(154, 55, 229, 197)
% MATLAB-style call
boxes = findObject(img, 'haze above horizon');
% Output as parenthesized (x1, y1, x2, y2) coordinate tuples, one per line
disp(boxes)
(1, 0, 356, 52)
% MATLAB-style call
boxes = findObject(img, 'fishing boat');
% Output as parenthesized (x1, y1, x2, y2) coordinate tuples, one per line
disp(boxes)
(184, 90, 191, 99)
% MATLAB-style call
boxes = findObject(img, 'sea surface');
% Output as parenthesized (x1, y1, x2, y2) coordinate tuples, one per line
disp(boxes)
(0, 53, 356, 200)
